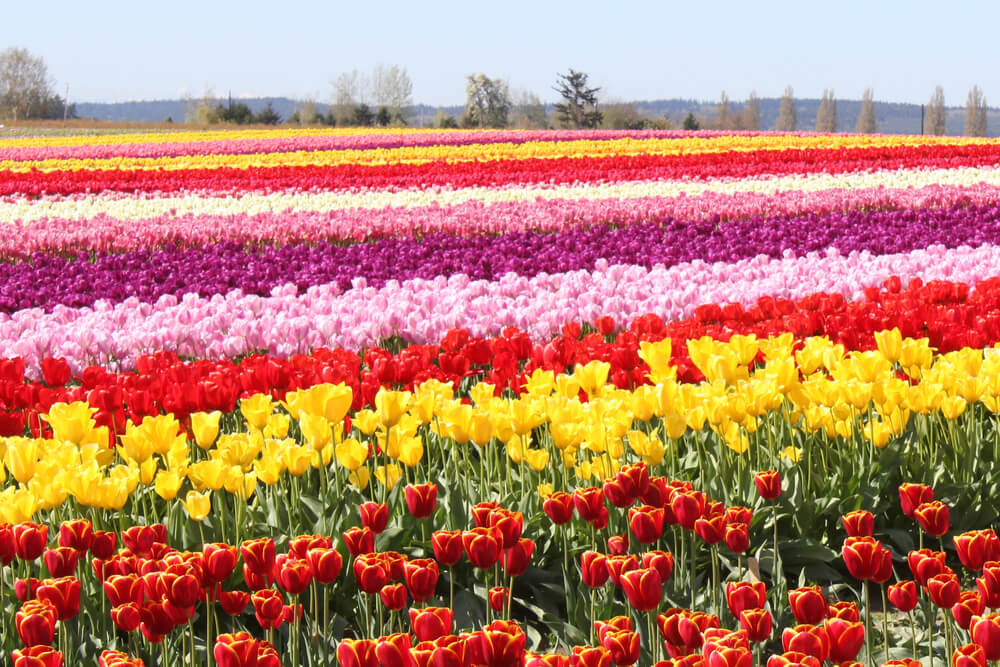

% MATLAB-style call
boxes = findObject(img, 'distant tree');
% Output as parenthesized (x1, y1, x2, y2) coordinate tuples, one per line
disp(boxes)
(553, 69, 602, 129)
(776, 86, 796, 131)
(815, 89, 837, 132)
(682, 112, 700, 131)
(926, 86, 946, 135)
(375, 106, 392, 126)
(432, 110, 458, 128)
(352, 103, 375, 127)
(370, 64, 413, 125)
(856, 88, 876, 133)
(215, 101, 254, 124)
(253, 102, 280, 125)
(296, 99, 321, 125)
(331, 69, 368, 124)
(965, 85, 987, 137)
(0, 47, 65, 120)
(742, 91, 761, 131)
(463, 73, 510, 128)
(600, 102, 650, 130)
(511, 89, 547, 129)
(716, 91, 731, 130)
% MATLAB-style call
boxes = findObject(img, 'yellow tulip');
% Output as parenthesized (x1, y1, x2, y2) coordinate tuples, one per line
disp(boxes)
(254, 454, 283, 485)
(4, 437, 38, 484)
(506, 435, 525, 464)
(509, 399, 545, 436)
(940, 395, 967, 420)
(154, 470, 182, 501)
(283, 382, 353, 423)
(638, 338, 675, 384)
(574, 361, 610, 397)
(469, 382, 497, 406)
(537, 483, 554, 498)
(352, 409, 379, 435)
(299, 414, 332, 450)
(119, 424, 153, 464)
(240, 393, 274, 431)
(374, 464, 402, 490)
(0, 487, 37, 524)
(410, 391, 436, 425)
(283, 444, 312, 477)
(140, 414, 186, 455)
(873, 328, 903, 363)
(311, 443, 334, 468)
(138, 458, 157, 485)
(780, 446, 803, 462)
(348, 468, 370, 491)
(42, 401, 98, 444)
(190, 411, 222, 450)
(187, 459, 226, 491)
(375, 389, 411, 428)
(182, 490, 211, 521)
(237, 471, 257, 501)
(900, 337, 934, 378)
(524, 448, 550, 472)
(264, 412, 290, 440)
(335, 438, 368, 471)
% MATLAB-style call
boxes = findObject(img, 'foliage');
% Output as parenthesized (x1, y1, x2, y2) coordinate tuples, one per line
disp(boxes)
(553, 69, 602, 129)
(856, 88, 876, 134)
(682, 112, 700, 131)
(965, 85, 987, 137)
(776, 85, 796, 132)
(926, 86, 947, 136)
(815, 89, 837, 132)
(0, 47, 72, 120)
(463, 73, 511, 128)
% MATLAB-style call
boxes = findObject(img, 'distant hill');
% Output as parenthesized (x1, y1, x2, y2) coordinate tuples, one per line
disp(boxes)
(74, 96, 1000, 136)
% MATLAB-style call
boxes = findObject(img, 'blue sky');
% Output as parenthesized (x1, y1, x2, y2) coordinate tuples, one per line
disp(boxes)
(4, 0, 998, 106)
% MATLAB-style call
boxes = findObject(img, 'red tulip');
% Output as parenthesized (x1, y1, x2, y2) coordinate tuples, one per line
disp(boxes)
(90, 531, 116, 560)
(725, 506, 753, 527)
(120, 524, 166, 557)
(379, 583, 408, 611)
(219, 590, 250, 616)
(580, 551, 610, 588)
(471, 502, 502, 528)
(543, 492, 575, 525)
(619, 567, 662, 611)
(788, 586, 827, 625)
(502, 538, 535, 578)
(276, 557, 312, 596)
(602, 629, 641, 666)
(594, 616, 634, 645)
(978, 562, 1000, 607)
(374, 633, 411, 667)
(305, 547, 343, 585)
(603, 478, 634, 509)
(617, 462, 651, 500)
(462, 527, 502, 569)
(15, 577, 41, 602)
(202, 543, 238, 584)
(898, 483, 934, 518)
(765, 652, 820, 667)
(888, 580, 918, 612)
(953, 642, 987, 667)
(426, 529, 462, 567)
(570, 646, 612, 667)
(840, 510, 874, 537)
(605, 554, 639, 588)
(955, 530, 1000, 572)
(240, 537, 276, 576)
(0, 524, 16, 566)
(826, 601, 860, 621)
(628, 505, 665, 544)
(908, 549, 948, 586)
(404, 483, 438, 519)
(288, 534, 331, 561)
(57, 519, 93, 554)
(526, 654, 571, 667)
(404, 558, 439, 603)
(11, 645, 63, 667)
(739, 608, 772, 643)
(409, 606, 453, 642)
(341, 527, 375, 557)
(573, 488, 606, 523)
(16, 599, 57, 646)
(780, 624, 830, 663)
(103, 574, 143, 607)
(36, 576, 81, 621)
(489, 586, 508, 613)
(213, 631, 260, 667)
(927, 572, 962, 608)
(671, 490, 706, 530)
(970, 614, 1000, 661)
(841, 537, 890, 582)
(110, 602, 142, 633)
(250, 589, 284, 626)
(754, 470, 781, 500)
(606, 534, 629, 556)
(727, 581, 766, 618)
(913, 501, 950, 537)
(706, 646, 752, 667)
(337, 638, 377, 667)
(480, 622, 527, 667)
(642, 550, 675, 583)
(42, 548, 78, 578)
(353, 554, 389, 594)
(14, 523, 48, 562)
(360, 502, 389, 533)
(824, 617, 864, 663)
(724, 523, 749, 554)
(953, 591, 985, 630)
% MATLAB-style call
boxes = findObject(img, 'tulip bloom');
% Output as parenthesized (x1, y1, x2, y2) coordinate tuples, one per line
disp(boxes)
(781, 624, 830, 663)
(824, 618, 864, 663)
(240, 537, 276, 576)
(580, 551, 610, 588)
(953, 591, 986, 630)
(404, 483, 438, 519)
(840, 510, 874, 537)
(342, 527, 375, 557)
(753, 470, 781, 500)
(11, 646, 64, 667)
(379, 583, 407, 611)
(570, 645, 612, 667)
(502, 538, 535, 578)
(43, 548, 78, 578)
(219, 591, 250, 616)
(360, 502, 389, 534)
(642, 550, 674, 583)
(605, 554, 639, 588)
(202, 543, 238, 585)
(970, 614, 1000, 661)
(724, 523, 750, 554)
(619, 567, 663, 612)
(214, 632, 260, 667)
(337, 638, 378, 667)
(36, 576, 81, 621)
(739, 608, 772, 643)
(628, 505, 665, 544)
(898, 483, 934, 518)
(908, 549, 947, 586)
(953, 642, 987, 667)
(926, 572, 961, 608)
(14, 523, 48, 562)
(431, 530, 464, 567)
(601, 629, 641, 666)
(727, 581, 766, 618)
(489, 586, 508, 613)
(887, 580, 918, 612)
(462, 527, 502, 570)
(841, 537, 891, 582)
(374, 633, 411, 667)
(404, 558, 439, 603)
(16, 599, 57, 647)
(276, 557, 312, 596)
(306, 547, 343, 585)
(787, 586, 826, 625)
(913, 501, 950, 537)
(826, 601, 860, 622)
(543, 492, 575, 525)
(955, 530, 1000, 572)
(766, 652, 820, 667)
(409, 607, 453, 642)
(573, 488, 606, 523)
(58, 519, 93, 554)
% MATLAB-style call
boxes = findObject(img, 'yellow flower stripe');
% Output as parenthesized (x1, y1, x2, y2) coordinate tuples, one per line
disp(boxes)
(2, 331, 999, 523)
(4, 134, 999, 173)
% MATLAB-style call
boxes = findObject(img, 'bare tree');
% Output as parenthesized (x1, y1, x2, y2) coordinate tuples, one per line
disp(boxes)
(926, 86, 946, 135)
(856, 88, 876, 133)
(463, 74, 510, 128)
(510, 89, 547, 129)
(965, 85, 987, 137)
(776, 86, 796, 131)
(331, 69, 368, 124)
(0, 47, 56, 121)
(370, 64, 413, 123)
(742, 91, 761, 131)
(815, 89, 837, 132)
(716, 91, 731, 130)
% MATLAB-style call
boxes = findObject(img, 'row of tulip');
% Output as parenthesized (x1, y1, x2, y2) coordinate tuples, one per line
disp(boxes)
(6, 201, 1000, 313)
(3, 240, 1000, 377)
(5, 142, 1000, 198)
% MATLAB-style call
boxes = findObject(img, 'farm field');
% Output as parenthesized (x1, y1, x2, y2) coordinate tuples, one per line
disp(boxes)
(3, 127, 1000, 666)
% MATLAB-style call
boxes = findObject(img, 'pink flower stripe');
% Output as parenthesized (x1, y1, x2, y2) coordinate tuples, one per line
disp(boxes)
(4, 181, 999, 258)
(2, 242, 997, 379)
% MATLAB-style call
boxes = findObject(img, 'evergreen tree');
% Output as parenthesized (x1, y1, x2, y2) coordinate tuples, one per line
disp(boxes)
(553, 69, 602, 129)
(815, 89, 837, 132)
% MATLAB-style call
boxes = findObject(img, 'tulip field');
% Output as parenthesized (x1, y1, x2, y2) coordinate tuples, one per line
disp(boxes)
(6, 128, 1000, 667)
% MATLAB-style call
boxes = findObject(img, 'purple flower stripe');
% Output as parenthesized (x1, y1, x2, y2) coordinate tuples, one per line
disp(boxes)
(5, 202, 1000, 314)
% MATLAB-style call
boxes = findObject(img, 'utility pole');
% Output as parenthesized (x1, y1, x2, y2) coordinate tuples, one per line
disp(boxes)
(920, 104, 925, 135)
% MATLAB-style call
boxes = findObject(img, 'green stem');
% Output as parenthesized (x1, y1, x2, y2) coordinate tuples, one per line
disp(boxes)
(881, 585, 889, 665)
(864, 580, 873, 667)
